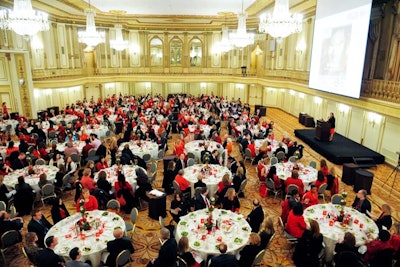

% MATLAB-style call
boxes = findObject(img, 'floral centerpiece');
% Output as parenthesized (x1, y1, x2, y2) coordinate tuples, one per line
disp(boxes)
(77, 199, 91, 231)
(208, 197, 215, 212)
(204, 213, 213, 231)
(337, 191, 348, 223)
(27, 166, 35, 175)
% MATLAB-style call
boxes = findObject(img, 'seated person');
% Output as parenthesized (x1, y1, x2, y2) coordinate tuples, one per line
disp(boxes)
(75, 188, 98, 212)
(37, 236, 65, 267)
(24, 232, 43, 266)
(66, 247, 90, 267)
(221, 188, 240, 212)
(364, 230, 393, 263)
(170, 193, 189, 223)
(174, 169, 191, 194)
(238, 233, 262, 267)
(27, 209, 53, 248)
(0, 210, 23, 236)
(285, 170, 304, 195)
(302, 184, 319, 208)
(351, 189, 371, 215)
(285, 203, 306, 239)
(106, 228, 135, 267)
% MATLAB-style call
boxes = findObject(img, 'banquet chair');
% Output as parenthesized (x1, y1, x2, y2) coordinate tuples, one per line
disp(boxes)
(237, 179, 247, 197)
(177, 256, 188, 267)
(173, 181, 190, 200)
(8, 205, 16, 219)
(48, 132, 57, 144)
(285, 185, 299, 199)
(41, 184, 56, 206)
(157, 150, 165, 161)
(244, 148, 254, 164)
(270, 157, 278, 166)
(149, 161, 157, 174)
(107, 199, 121, 214)
(251, 249, 266, 267)
(21, 246, 35, 267)
(309, 161, 317, 168)
(187, 152, 196, 160)
(276, 151, 286, 162)
(1, 230, 22, 264)
(148, 171, 157, 185)
(142, 153, 151, 163)
(288, 156, 298, 163)
(70, 153, 81, 169)
(0, 201, 5, 211)
(125, 207, 138, 239)
(331, 194, 343, 205)
(278, 217, 298, 245)
(61, 174, 73, 196)
(187, 158, 195, 167)
(85, 149, 100, 163)
(35, 158, 46, 165)
(266, 179, 282, 200)
(116, 249, 132, 267)
(317, 183, 328, 203)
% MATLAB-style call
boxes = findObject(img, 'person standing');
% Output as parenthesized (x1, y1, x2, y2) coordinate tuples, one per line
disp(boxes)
(328, 112, 335, 141)
(246, 199, 264, 233)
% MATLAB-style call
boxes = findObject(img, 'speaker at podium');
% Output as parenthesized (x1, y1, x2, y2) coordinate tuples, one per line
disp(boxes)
(315, 119, 331, 141)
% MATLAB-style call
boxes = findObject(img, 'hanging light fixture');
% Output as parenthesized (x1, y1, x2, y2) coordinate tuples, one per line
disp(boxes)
(259, 0, 303, 43)
(229, 0, 254, 48)
(217, 25, 233, 53)
(110, 24, 129, 51)
(0, 0, 49, 38)
(78, 2, 105, 51)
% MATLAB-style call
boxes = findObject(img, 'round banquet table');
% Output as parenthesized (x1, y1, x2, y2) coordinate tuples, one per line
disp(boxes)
(50, 115, 78, 124)
(45, 210, 125, 267)
(50, 141, 86, 155)
(118, 141, 159, 159)
(4, 165, 59, 200)
(254, 139, 288, 157)
(0, 119, 19, 131)
(80, 125, 109, 138)
(182, 164, 231, 196)
(93, 164, 146, 193)
(175, 208, 251, 260)
(0, 141, 19, 159)
(274, 162, 317, 189)
(304, 204, 379, 262)
(184, 140, 220, 161)
(187, 124, 211, 138)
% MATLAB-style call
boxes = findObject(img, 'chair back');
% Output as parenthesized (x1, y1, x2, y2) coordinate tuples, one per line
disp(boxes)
(0, 201, 6, 211)
(88, 149, 97, 157)
(265, 232, 276, 250)
(42, 184, 55, 197)
(187, 152, 195, 159)
(309, 161, 317, 168)
(288, 156, 297, 163)
(107, 199, 121, 210)
(149, 162, 157, 173)
(70, 153, 80, 164)
(35, 158, 46, 165)
(270, 157, 278, 165)
(159, 216, 165, 228)
(286, 184, 299, 197)
(251, 249, 266, 267)
(158, 150, 165, 159)
(276, 151, 286, 162)
(331, 194, 343, 205)
(142, 153, 151, 163)
(62, 174, 72, 189)
(130, 207, 138, 224)
(177, 256, 188, 267)
(1, 230, 21, 248)
(116, 249, 131, 267)
(318, 183, 328, 195)
(187, 158, 195, 167)
(238, 179, 247, 195)
(9, 205, 16, 219)
(266, 179, 275, 191)
(172, 181, 182, 194)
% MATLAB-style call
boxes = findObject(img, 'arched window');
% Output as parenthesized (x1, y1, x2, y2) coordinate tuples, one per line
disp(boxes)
(189, 38, 202, 67)
(150, 38, 163, 66)
(170, 38, 182, 66)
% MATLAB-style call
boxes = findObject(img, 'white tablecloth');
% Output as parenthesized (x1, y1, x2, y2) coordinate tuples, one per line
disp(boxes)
(182, 164, 231, 196)
(175, 208, 251, 260)
(118, 141, 158, 159)
(80, 125, 109, 138)
(274, 162, 317, 188)
(0, 141, 20, 159)
(254, 139, 288, 156)
(50, 115, 78, 124)
(94, 164, 146, 193)
(0, 119, 19, 131)
(187, 125, 212, 138)
(184, 141, 220, 161)
(50, 141, 86, 155)
(45, 210, 125, 267)
(304, 204, 379, 262)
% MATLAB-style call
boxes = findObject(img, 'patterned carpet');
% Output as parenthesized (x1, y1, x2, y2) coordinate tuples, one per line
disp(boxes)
(5, 108, 399, 267)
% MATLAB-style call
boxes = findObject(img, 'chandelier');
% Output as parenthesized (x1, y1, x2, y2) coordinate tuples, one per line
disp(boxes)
(78, 9, 105, 50)
(259, 0, 303, 42)
(217, 25, 233, 53)
(229, 0, 254, 49)
(110, 24, 129, 51)
(0, 0, 49, 38)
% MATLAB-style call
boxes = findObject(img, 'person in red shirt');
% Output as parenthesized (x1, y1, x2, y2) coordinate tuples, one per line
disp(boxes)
(315, 171, 327, 190)
(390, 223, 400, 252)
(364, 230, 393, 263)
(257, 157, 269, 183)
(285, 170, 304, 195)
(319, 159, 329, 176)
(174, 169, 190, 193)
(302, 184, 319, 208)
(81, 138, 94, 159)
(96, 156, 109, 171)
(247, 140, 257, 157)
(80, 168, 97, 192)
(285, 203, 307, 239)
(174, 137, 185, 156)
(76, 188, 98, 212)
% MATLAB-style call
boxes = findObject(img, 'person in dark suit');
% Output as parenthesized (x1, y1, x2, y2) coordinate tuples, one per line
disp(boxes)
(147, 228, 178, 267)
(351, 189, 371, 216)
(273, 142, 286, 157)
(209, 242, 238, 267)
(37, 236, 65, 267)
(174, 153, 186, 176)
(238, 233, 262, 267)
(194, 187, 210, 210)
(27, 209, 53, 248)
(106, 228, 135, 267)
(11, 152, 28, 170)
(209, 150, 220, 165)
(246, 199, 264, 233)
(0, 210, 23, 236)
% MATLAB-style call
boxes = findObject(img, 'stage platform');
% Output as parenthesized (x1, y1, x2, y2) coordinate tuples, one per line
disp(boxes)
(294, 129, 385, 165)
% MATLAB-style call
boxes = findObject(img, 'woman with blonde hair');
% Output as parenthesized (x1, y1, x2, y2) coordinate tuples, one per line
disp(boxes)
(238, 233, 262, 267)
(368, 204, 392, 230)
(221, 188, 240, 212)
(259, 216, 275, 248)
(75, 188, 98, 212)
(216, 173, 232, 202)
(177, 236, 198, 267)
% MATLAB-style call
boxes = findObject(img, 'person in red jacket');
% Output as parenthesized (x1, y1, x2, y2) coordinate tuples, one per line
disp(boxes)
(285, 170, 304, 195)
(285, 203, 306, 238)
(96, 156, 109, 171)
(76, 188, 98, 212)
(174, 169, 191, 193)
(302, 184, 319, 208)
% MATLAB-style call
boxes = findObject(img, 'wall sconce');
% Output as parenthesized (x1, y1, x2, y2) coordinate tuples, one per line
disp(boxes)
(296, 39, 306, 55)
(200, 82, 206, 89)
(253, 44, 263, 55)
(314, 96, 322, 105)
(338, 104, 350, 115)
(145, 82, 151, 89)
(368, 112, 382, 127)
(19, 78, 25, 86)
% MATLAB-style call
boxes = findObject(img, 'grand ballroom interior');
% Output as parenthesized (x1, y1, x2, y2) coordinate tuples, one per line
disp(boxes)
(0, 0, 400, 266)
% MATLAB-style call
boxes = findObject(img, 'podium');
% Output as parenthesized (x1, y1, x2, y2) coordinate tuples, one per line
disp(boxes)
(315, 120, 331, 141)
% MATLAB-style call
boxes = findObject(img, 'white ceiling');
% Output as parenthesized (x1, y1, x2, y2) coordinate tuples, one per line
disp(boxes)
(84, 0, 256, 16)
